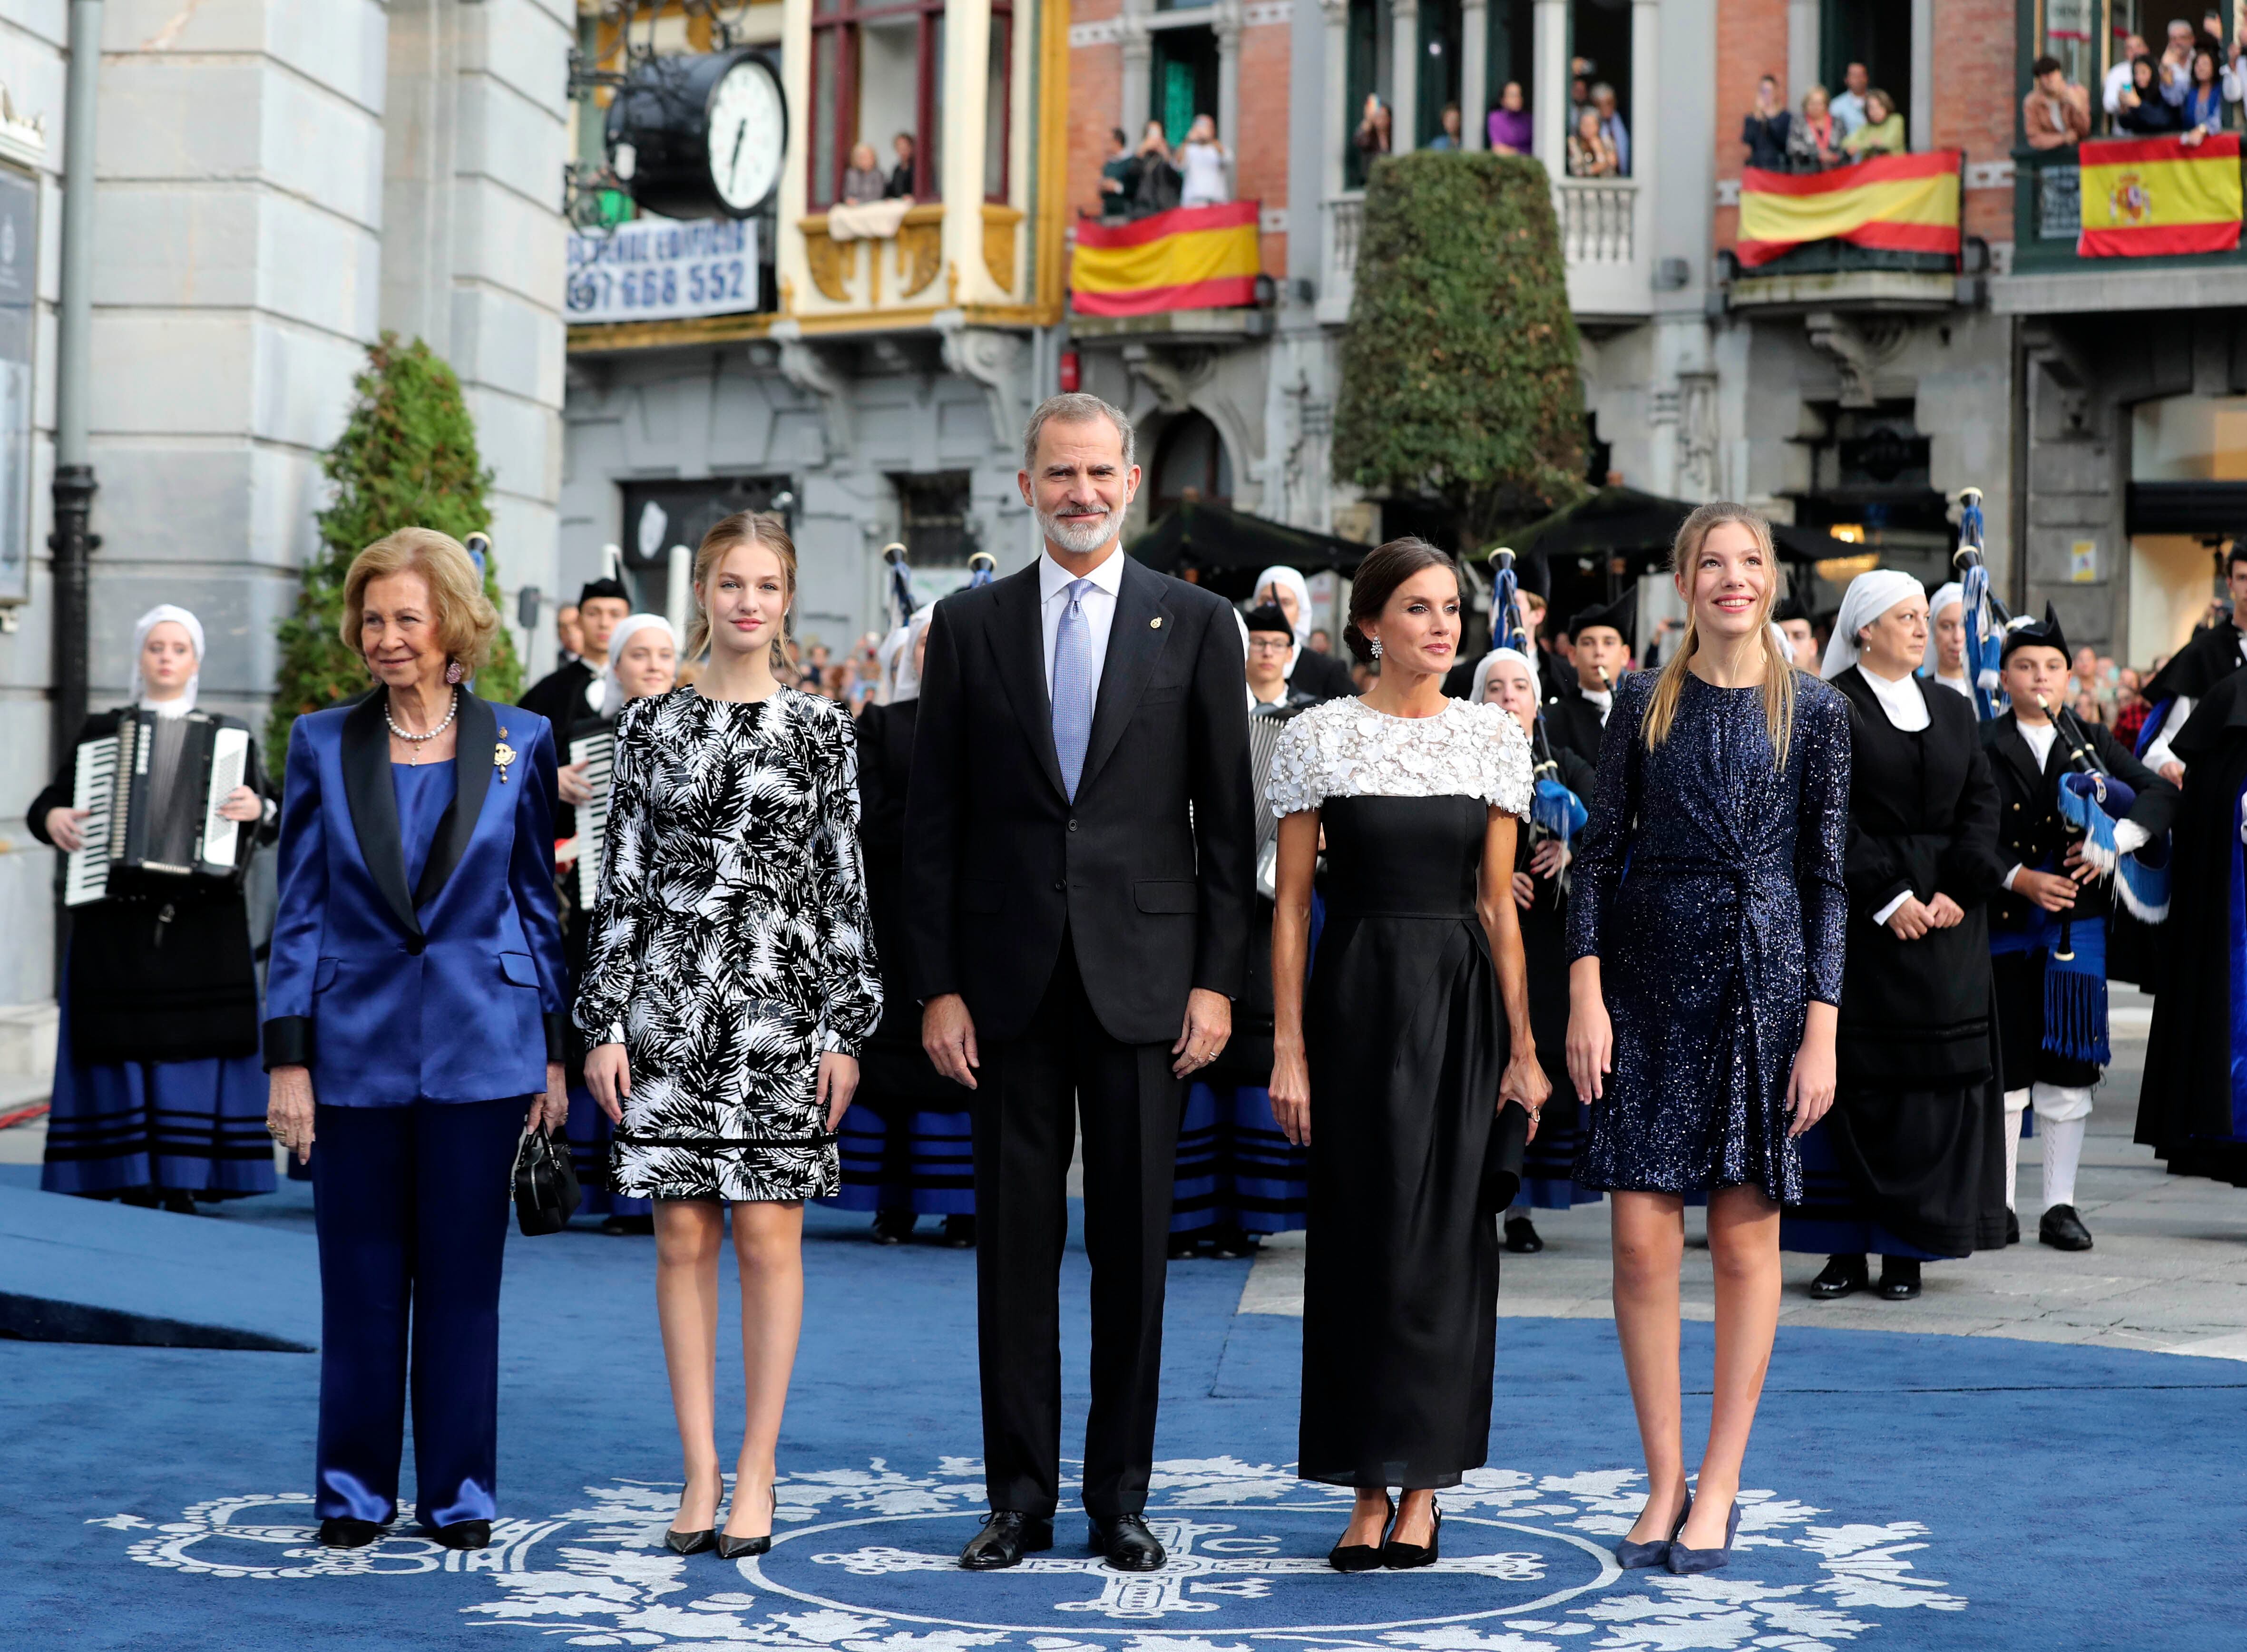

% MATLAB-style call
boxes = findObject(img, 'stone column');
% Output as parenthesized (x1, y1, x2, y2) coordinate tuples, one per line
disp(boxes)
(1631, 0, 1657, 200)
(1787, 0, 1818, 106)
(1533, 0, 1567, 172)
(1323, 0, 1352, 198)
(1909, 0, 1934, 150)
(1217, 1, 1243, 171)
(1122, 8, 1152, 138)
(1461, 0, 1489, 149)
(1391, 0, 1419, 152)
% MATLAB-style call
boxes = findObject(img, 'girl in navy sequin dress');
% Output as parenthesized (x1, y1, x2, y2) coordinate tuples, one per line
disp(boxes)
(1565, 504, 1850, 1574)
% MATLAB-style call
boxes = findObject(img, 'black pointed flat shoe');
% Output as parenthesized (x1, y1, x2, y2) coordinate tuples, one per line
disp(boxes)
(1504, 1216, 1544, 1253)
(430, 1519, 490, 1551)
(1328, 1494, 1394, 1572)
(1381, 1501, 1441, 1569)
(664, 1527, 717, 1555)
(1808, 1254, 1868, 1300)
(316, 1517, 383, 1549)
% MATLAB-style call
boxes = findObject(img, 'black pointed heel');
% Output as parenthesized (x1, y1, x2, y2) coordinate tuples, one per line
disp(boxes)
(718, 1483, 778, 1560)
(1381, 1500, 1441, 1569)
(1327, 1493, 1395, 1572)
(1665, 1497, 1741, 1574)
(1615, 1492, 1690, 1570)
(665, 1527, 716, 1555)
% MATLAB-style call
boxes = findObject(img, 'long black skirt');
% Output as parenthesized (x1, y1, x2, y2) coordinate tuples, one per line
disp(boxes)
(1299, 794, 1526, 1491)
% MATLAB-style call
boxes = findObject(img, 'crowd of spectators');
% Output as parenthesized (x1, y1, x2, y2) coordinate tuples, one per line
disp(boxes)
(1739, 61, 1905, 172)
(2049, 14, 2247, 147)
(1096, 116, 1232, 222)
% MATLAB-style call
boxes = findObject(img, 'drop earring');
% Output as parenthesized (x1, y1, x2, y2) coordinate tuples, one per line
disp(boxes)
(444, 659, 466, 685)
(1369, 638, 1382, 661)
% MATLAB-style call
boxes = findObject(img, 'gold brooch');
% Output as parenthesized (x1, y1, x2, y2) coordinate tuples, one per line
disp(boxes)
(1150, 616, 1163, 629)
(494, 740, 517, 783)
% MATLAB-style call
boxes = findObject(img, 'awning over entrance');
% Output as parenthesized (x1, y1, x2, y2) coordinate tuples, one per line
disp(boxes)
(1126, 500, 1370, 598)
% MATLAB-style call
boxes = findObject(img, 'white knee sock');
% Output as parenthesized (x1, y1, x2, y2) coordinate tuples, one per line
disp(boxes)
(2032, 1083, 2094, 1211)
(2002, 1088, 2030, 1212)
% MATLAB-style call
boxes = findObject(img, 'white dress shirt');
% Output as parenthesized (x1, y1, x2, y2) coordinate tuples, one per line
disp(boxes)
(2105, 58, 2136, 115)
(2142, 632, 2247, 775)
(1862, 667, 1933, 927)
(1931, 671, 1974, 701)
(1997, 717, 2149, 890)
(1038, 544, 1126, 706)
(1582, 686, 1613, 725)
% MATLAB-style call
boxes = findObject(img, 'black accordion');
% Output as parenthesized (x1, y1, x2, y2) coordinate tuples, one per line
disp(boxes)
(567, 728, 616, 909)
(63, 710, 257, 907)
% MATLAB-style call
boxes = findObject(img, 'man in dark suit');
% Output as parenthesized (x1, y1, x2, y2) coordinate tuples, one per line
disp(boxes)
(1544, 590, 1634, 767)
(905, 393, 1255, 1575)
(521, 576, 630, 731)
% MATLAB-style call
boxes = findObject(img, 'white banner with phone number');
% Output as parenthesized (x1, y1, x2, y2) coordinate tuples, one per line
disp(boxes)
(566, 213, 760, 324)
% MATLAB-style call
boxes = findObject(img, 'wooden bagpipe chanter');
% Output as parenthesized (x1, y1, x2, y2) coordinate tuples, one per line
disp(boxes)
(1488, 548, 1589, 869)
(63, 709, 258, 906)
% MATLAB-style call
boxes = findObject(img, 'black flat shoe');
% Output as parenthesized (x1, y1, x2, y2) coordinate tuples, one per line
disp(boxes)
(940, 1214, 976, 1248)
(1204, 1225, 1257, 1261)
(2005, 1208, 2021, 1246)
(1166, 1232, 1199, 1260)
(1876, 1258, 1922, 1300)
(1504, 1216, 1544, 1253)
(430, 1519, 490, 1551)
(1382, 1501, 1441, 1569)
(664, 1527, 716, 1555)
(1090, 1513, 1165, 1571)
(1327, 1494, 1394, 1572)
(871, 1210, 916, 1246)
(2040, 1203, 2093, 1251)
(1808, 1254, 1868, 1300)
(317, 1517, 382, 1549)
(959, 1510, 1053, 1570)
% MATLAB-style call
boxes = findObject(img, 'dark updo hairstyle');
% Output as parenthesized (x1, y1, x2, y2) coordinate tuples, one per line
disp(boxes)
(1343, 536, 1458, 665)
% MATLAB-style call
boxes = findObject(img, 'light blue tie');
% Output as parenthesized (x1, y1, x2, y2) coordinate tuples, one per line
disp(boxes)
(1052, 577, 1094, 800)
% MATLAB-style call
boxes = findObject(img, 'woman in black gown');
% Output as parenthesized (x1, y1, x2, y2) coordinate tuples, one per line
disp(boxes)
(1474, 648, 1603, 1250)
(1267, 539, 1547, 1571)
(1566, 504, 1849, 1575)
(1784, 571, 2010, 1299)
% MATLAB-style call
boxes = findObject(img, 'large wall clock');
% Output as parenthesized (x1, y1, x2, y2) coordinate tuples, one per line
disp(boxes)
(607, 47, 786, 221)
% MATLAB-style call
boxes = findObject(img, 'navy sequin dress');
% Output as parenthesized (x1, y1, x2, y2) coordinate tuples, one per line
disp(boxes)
(1566, 671, 1851, 1202)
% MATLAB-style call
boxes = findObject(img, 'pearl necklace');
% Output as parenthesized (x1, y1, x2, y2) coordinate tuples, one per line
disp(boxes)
(385, 687, 458, 764)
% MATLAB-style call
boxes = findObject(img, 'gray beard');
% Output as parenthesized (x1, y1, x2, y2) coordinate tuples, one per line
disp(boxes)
(1038, 503, 1119, 557)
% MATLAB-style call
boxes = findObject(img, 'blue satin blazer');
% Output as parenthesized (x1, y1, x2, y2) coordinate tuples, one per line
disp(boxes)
(263, 689, 567, 1106)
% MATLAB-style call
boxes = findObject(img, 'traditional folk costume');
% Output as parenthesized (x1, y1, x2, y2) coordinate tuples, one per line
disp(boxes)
(25, 606, 278, 1209)
(1250, 565, 1356, 703)
(1169, 606, 1316, 1259)
(2137, 611, 2247, 773)
(1782, 573, 2011, 1299)
(2136, 663, 2247, 1185)
(1983, 610, 2176, 1251)
(1920, 582, 1977, 704)
(1543, 590, 1636, 770)
(555, 613, 674, 1229)
(519, 575, 630, 736)
(825, 607, 980, 1243)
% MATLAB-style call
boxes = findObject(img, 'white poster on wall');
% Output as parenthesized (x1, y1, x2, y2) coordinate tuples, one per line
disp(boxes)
(566, 213, 761, 324)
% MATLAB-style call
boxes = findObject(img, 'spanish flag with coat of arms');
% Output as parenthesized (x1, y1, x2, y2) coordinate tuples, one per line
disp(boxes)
(2077, 133, 2243, 257)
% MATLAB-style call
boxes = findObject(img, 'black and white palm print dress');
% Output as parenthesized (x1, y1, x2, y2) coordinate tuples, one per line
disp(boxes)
(574, 685, 883, 1202)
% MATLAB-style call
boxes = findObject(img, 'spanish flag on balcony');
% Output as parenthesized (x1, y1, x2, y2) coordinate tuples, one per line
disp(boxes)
(2077, 133, 2243, 257)
(1736, 151, 1962, 267)
(1071, 201, 1261, 316)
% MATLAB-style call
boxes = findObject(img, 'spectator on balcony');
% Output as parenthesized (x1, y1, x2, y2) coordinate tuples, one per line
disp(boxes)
(1788, 86, 1846, 170)
(2023, 56, 2093, 149)
(1830, 61, 1871, 137)
(2161, 19, 2197, 105)
(1355, 94, 1392, 165)
(842, 144, 887, 206)
(1742, 76, 1792, 169)
(883, 132, 916, 200)
(2179, 42, 2226, 140)
(1570, 57, 1595, 129)
(1429, 102, 1465, 151)
(2116, 54, 2184, 134)
(1592, 82, 1630, 175)
(1098, 128, 1138, 219)
(1841, 88, 1905, 158)
(1489, 81, 1533, 155)
(2224, 35, 2247, 109)
(1134, 119, 1182, 214)
(2106, 33, 2152, 118)
(1567, 107, 1621, 177)
(1179, 114, 1231, 206)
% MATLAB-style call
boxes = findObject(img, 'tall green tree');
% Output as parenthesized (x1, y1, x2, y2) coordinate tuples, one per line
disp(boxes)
(266, 333, 517, 766)
(1333, 152, 1589, 553)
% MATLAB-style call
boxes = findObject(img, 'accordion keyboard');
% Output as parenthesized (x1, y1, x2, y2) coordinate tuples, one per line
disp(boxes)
(62, 733, 123, 907)
(571, 730, 615, 909)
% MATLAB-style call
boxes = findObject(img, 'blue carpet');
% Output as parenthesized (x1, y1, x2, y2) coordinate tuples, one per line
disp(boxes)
(0, 1185, 2240, 1651)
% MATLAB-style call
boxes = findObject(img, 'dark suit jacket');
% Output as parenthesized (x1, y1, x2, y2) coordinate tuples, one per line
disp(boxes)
(1288, 646, 1357, 702)
(1544, 691, 1610, 770)
(904, 555, 1256, 1045)
(1981, 710, 2177, 933)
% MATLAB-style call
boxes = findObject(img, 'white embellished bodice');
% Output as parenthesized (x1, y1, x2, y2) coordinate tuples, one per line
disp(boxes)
(1265, 696, 1533, 819)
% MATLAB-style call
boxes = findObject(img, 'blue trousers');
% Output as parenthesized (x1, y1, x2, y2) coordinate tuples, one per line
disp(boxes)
(312, 1097, 522, 1527)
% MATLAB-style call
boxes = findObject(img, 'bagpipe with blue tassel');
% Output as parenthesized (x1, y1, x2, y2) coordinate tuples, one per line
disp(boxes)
(1490, 548, 1592, 859)
(1953, 489, 2009, 723)
(967, 549, 998, 589)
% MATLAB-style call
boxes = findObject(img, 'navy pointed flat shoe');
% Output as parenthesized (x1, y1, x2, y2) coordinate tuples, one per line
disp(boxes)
(1665, 1497, 1740, 1574)
(1614, 1493, 1689, 1570)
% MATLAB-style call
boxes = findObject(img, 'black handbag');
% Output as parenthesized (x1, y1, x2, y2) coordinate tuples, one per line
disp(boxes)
(512, 1125, 582, 1236)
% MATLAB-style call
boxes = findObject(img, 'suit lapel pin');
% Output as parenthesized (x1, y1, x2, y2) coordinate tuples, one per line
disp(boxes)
(494, 734, 516, 783)
(1150, 616, 1163, 629)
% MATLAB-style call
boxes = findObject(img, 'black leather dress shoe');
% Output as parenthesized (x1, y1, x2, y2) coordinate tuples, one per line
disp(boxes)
(1808, 1254, 1867, 1300)
(430, 1520, 490, 1551)
(940, 1214, 976, 1248)
(1504, 1216, 1544, 1254)
(1091, 1514, 1165, 1571)
(2005, 1208, 2021, 1246)
(316, 1517, 383, 1549)
(2040, 1203, 2094, 1251)
(1876, 1257, 1922, 1300)
(871, 1210, 916, 1245)
(959, 1511, 1053, 1570)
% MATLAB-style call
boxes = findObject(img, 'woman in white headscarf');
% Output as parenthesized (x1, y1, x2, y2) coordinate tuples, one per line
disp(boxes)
(824, 603, 975, 1246)
(1920, 582, 1973, 700)
(1251, 565, 1357, 701)
(1785, 570, 2011, 1299)
(559, 613, 680, 1234)
(25, 605, 276, 1211)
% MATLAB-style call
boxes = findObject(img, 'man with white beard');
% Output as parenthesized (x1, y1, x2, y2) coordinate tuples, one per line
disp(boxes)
(905, 392, 1255, 1576)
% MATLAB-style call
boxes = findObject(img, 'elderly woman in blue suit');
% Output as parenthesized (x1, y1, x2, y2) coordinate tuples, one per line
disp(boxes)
(263, 527, 568, 1553)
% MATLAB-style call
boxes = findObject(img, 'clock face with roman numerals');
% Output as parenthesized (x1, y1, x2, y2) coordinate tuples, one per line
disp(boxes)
(706, 57, 784, 214)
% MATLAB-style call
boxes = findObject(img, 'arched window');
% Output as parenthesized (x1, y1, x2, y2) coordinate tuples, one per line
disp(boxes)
(1150, 411, 1233, 513)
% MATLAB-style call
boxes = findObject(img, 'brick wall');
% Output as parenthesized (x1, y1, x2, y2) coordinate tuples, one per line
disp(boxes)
(1066, 1, 1124, 225)
(1933, 0, 2020, 246)
(1239, 16, 1291, 274)
(1712, 0, 1793, 249)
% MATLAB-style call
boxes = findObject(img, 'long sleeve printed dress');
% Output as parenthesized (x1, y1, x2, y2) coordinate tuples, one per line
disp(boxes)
(573, 686, 883, 1202)
(1565, 671, 1851, 1202)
